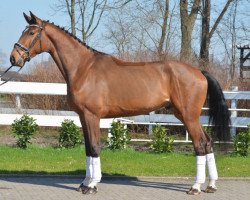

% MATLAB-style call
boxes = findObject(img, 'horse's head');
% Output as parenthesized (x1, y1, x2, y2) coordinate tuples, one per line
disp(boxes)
(10, 12, 47, 67)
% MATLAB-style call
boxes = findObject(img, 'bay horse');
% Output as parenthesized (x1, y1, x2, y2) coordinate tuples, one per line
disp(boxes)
(10, 12, 230, 195)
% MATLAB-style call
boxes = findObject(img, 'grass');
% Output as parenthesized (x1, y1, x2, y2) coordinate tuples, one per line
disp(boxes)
(0, 145, 249, 177)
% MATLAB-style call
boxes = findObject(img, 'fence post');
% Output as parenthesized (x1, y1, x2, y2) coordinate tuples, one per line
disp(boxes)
(185, 131, 189, 142)
(149, 111, 155, 135)
(15, 94, 22, 110)
(230, 86, 238, 137)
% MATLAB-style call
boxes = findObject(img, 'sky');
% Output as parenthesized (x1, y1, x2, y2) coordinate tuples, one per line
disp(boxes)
(0, 0, 249, 68)
(0, 0, 68, 66)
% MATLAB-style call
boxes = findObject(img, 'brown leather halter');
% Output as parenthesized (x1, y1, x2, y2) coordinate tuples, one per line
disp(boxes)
(0, 23, 44, 86)
(14, 23, 44, 63)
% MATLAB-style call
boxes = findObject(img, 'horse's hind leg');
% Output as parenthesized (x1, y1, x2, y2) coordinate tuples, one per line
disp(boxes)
(179, 118, 218, 195)
(171, 92, 218, 194)
(203, 132, 218, 193)
(175, 118, 204, 195)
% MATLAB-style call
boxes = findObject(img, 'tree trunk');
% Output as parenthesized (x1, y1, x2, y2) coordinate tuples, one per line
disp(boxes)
(65, 0, 76, 36)
(70, 0, 76, 36)
(180, 0, 201, 61)
(199, 0, 211, 69)
(158, 0, 169, 59)
(199, 0, 234, 68)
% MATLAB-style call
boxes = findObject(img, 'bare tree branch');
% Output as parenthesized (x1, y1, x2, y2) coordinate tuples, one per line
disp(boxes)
(209, 0, 234, 39)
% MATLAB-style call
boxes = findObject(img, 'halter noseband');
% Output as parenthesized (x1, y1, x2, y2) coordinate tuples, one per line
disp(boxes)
(14, 23, 44, 62)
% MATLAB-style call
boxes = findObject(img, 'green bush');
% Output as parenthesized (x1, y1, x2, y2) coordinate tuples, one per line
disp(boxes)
(11, 114, 38, 149)
(203, 126, 215, 139)
(59, 119, 81, 148)
(107, 121, 130, 150)
(233, 125, 250, 157)
(150, 124, 174, 153)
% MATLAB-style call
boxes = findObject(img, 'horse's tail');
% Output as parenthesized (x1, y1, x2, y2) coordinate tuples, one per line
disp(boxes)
(201, 70, 231, 141)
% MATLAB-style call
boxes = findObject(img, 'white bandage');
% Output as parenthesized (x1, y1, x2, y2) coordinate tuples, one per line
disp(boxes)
(83, 156, 102, 188)
(83, 157, 93, 186)
(195, 156, 206, 184)
(85, 156, 92, 177)
(92, 157, 102, 183)
(206, 153, 218, 181)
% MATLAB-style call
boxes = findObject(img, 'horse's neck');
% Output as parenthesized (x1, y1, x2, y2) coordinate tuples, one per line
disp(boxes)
(46, 25, 94, 83)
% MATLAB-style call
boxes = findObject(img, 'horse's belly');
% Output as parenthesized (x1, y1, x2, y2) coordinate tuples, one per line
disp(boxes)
(103, 96, 169, 118)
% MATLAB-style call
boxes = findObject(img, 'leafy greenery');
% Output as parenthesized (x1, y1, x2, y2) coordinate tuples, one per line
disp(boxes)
(203, 126, 215, 139)
(151, 124, 174, 153)
(58, 119, 81, 148)
(107, 121, 130, 150)
(233, 125, 250, 157)
(11, 115, 38, 149)
(0, 145, 249, 177)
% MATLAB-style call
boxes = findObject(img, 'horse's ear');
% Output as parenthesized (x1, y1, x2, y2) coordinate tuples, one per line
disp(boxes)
(23, 12, 33, 24)
(29, 11, 38, 24)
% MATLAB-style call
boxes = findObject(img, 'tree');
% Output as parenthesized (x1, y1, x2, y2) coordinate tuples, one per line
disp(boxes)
(52, 0, 76, 36)
(78, 0, 107, 42)
(199, 0, 234, 69)
(157, 0, 169, 58)
(68, 0, 76, 36)
(105, 0, 174, 60)
(179, 0, 201, 61)
(52, 0, 108, 42)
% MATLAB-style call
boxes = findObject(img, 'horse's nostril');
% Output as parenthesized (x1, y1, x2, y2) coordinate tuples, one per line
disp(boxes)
(10, 56, 15, 65)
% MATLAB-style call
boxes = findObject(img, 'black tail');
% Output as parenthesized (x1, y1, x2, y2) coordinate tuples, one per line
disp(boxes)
(201, 71, 231, 141)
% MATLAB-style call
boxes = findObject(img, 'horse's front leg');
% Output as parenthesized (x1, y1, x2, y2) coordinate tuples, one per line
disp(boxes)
(77, 110, 102, 195)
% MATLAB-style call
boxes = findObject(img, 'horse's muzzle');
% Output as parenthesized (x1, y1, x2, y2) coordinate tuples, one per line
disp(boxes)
(10, 55, 16, 66)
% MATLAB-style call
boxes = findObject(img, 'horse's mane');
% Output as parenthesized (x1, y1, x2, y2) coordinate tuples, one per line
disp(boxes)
(44, 20, 106, 55)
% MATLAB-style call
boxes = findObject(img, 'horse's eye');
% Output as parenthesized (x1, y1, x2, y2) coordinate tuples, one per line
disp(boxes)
(29, 32, 34, 36)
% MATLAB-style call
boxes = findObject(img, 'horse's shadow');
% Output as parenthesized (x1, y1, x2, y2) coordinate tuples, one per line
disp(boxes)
(0, 172, 191, 193)
(102, 177, 191, 192)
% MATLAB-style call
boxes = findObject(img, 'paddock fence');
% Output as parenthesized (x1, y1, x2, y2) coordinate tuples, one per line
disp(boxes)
(0, 81, 249, 143)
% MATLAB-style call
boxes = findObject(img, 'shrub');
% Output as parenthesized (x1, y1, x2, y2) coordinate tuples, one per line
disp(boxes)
(58, 119, 81, 148)
(203, 126, 215, 139)
(233, 125, 250, 157)
(150, 124, 174, 153)
(11, 114, 38, 149)
(107, 121, 130, 150)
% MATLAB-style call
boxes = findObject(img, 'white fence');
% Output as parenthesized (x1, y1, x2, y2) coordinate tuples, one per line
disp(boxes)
(0, 81, 249, 142)
(0, 81, 113, 128)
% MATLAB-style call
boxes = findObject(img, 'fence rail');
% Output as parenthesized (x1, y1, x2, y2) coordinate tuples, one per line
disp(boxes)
(0, 81, 249, 141)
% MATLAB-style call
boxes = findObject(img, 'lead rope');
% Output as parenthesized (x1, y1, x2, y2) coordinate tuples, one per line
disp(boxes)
(0, 65, 23, 86)
(0, 55, 24, 86)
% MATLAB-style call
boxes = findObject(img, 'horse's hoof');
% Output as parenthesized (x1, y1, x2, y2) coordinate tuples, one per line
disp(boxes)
(204, 186, 217, 193)
(186, 188, 201, 195)
(76, 183, 84, 192)
(82, 186, 98, 195)
(77, 183, 98, 195)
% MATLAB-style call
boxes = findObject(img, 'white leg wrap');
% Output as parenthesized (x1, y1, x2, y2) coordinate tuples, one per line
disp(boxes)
(92, 157, 102, 183)
(83, 156, 102, 188)
(206, 153, 218, 181)
(192, 183, 201, 191)
(85, 157, 93, 177)
(83, 157, 93, 186)
(208, 180, 217, 188)
(195, 156, 206, 184)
